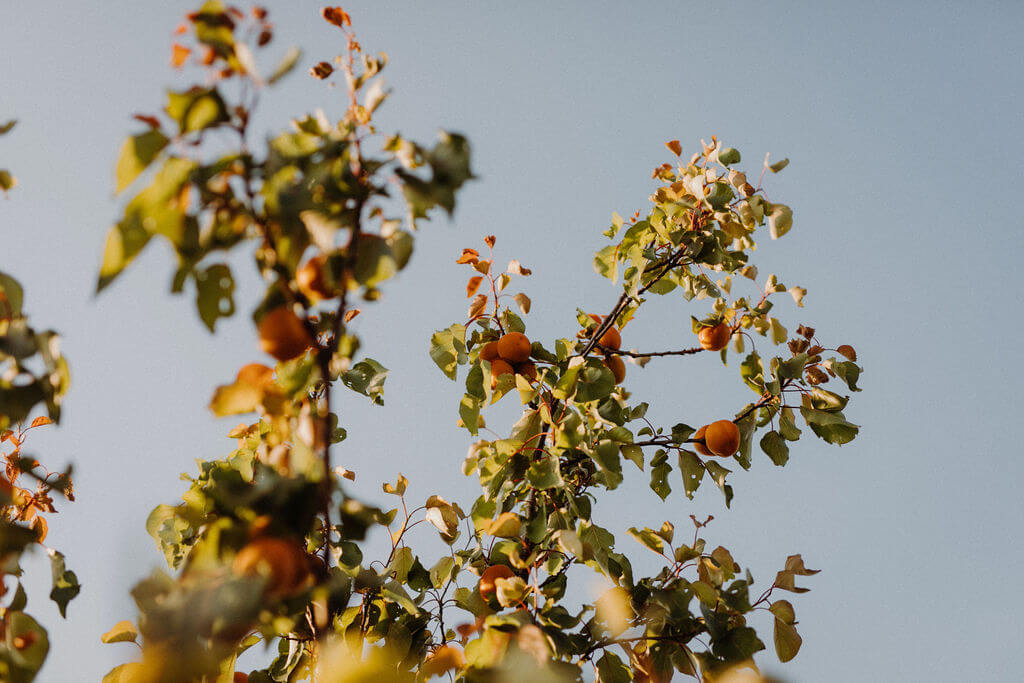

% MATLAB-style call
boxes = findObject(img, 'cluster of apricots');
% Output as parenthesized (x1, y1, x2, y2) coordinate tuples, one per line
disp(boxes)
(697, 321, 732, 352)
(587, 314, 626, 384)
(694, 419, 741, 458)
(479, 332, 537, 387)
(231, 535, 315, 598)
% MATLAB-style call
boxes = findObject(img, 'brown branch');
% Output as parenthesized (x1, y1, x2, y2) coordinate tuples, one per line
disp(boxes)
(595, 343, 705, 359)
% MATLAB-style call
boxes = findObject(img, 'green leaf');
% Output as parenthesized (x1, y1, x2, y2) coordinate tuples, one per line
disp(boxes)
(47, 549, 80, 618)
(342, 359, 389, 405)
(649, 450, 671, 500)
(769, 157, 790, 173)
(0, 271, 25, 317)
(718, 147, 741, 165)
(115, 129, 169, 193)
(596, 651, 631, 683)
(103, 664, 149, 683)
(627, 527, 664, 555)
(0, 120, 16, 135)
(575, 362, 615, 403)
(527, 457, 562, 490)
(768, 204, 793, 239)
(429, 324, 467, 380)
(704, 460, 734, 507)
(429, 556, 455, 589)
(352, 234, 397, 287)
(759, 430, 789, 466)
(165, 87, 229, 134)
(195, 263, 235, 331)
(100, 620, 138, 644)
(678, 450, 705, 499)
(800, 407, 859, 444)
(593, 244, 618, 282)
(592, 440, 623, 489)
(459, 396, 480, 435)
(5, 611, 49, 677)
(773, 618, 802, 662)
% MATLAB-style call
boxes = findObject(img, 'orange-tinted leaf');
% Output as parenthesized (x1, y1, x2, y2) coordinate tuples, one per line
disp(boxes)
(666, 139, 682, 156)
(507, 260, 532, 276)
(29, 416, 52, 429)
(344, 309, 361, 323)
(237, 363, 274, 389)
(468, 294, 487, 319)
(513, 293, 531, 315)
(484, 235, 496, 248)
(174, 23, 188, 35)
(836, 345, 857, 361)
(0, 430, 12, 443)
(310, 61, 334, 79)
(456, 248, 479, 265)
(466, 276, 483, 298)
(132, 114, 161, 129)
(171, 43, 191, 68)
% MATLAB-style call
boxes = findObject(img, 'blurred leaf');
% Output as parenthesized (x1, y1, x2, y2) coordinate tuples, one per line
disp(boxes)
(115, 129, 169, 193)
(166, 86, 229, 134)
(269, 46, 302, 84)
(100, 620, 138, 644)
(48, 549, 81, 617)
(195, 263, 235, 331)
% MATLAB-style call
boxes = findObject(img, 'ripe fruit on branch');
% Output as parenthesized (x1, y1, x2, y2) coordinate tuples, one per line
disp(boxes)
(698, 322, 731, 351)
(693, 425, 713, 457)
(232, 536, 311, 597)
(704, 419, 740, 457)
(295, 254, 335, 301)
(422, 645, 466, 676)
(497, 332, 531, 363)
(258, 307, 313, 361)
(588, 314, 621, 351)
(516, 361, 538, 382)
(479, 341, 500, 362)
(478, 564, 515, 603)
(604, 355, 626, 384)
(489, 359, 515, 388)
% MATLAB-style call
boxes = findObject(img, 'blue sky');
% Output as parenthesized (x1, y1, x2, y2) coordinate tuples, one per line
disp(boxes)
(2, 1, 1022, 680)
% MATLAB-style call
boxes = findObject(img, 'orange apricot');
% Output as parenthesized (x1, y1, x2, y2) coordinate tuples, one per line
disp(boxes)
(704, 419, 740, 457)
(479, 341, 501, 362)
(693, 425, 714, 457)
(604, 355, 626, 384)
(479, 565, 515, 603)
(489, 359, 515, 388)
(698, 323, 731, 351)
(588, 314, 621, 350)
(232, 536, 311, 597)
(258, 307, 313, 361)
(516, 361, 538, 382)
(497, 332, 532, 363)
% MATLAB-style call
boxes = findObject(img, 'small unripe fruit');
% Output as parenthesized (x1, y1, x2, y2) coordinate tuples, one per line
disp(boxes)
(698, 323, 731, 351)
(479, 564, 515, 602)
(604, 355, 626, 384)
(479, 341, 501, 362)
(497, 332, 532, 363)
(704, 420, 740, 457)
(693, 425, 714, 457)
(258, 307, 313, 361)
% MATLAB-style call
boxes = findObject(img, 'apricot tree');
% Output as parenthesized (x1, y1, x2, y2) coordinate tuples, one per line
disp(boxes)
(91, 4, 863, 682)
(0, 121, 79, 682)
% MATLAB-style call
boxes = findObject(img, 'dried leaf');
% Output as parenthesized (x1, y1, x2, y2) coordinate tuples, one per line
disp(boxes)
(321, 7, 351, 27)
(836, 345, 857, 361)
(310, 61, 334, 79)
(665, 139, 682, 156)
(468, 294, 487, 319)
(473, 260, 491, 276)
(484, 235, 496, 248)
(456, 248, 479, 265)
(788, 287, 807, 307)
(29, 417, 53, 429)
(513, 293, 531, 315)
(507, 259, 532, 276)
(344, 309, 361, 323)
(466, 276, 483, 298)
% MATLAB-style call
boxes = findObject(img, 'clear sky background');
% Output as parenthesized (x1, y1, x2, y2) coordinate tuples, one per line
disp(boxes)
(2, 1, 1023, 681)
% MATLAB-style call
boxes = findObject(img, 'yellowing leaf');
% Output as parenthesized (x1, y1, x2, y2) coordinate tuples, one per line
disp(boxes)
(466, 276, 483, 298)
(507, 259, 532, 276)
(513, 292, 531, 315)
(101, 620, 138, 644)
(468, 294, 487, 319)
